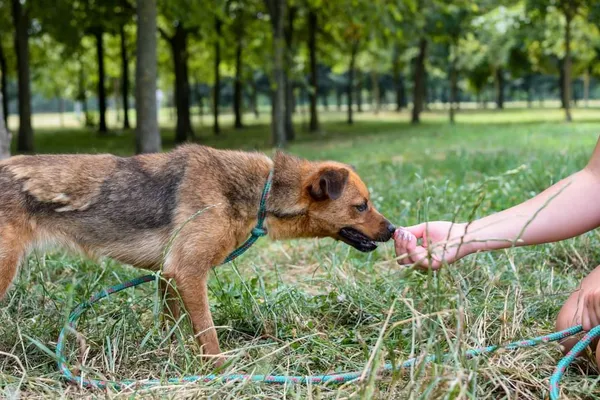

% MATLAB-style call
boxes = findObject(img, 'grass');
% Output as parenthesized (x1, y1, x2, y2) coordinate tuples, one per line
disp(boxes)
(3, 106, 600, 399)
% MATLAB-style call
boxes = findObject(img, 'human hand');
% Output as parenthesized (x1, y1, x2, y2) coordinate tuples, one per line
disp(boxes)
(394, 221, 472, 269)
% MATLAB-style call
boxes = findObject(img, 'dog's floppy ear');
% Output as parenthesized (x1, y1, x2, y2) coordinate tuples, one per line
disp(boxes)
(308, 168, 349, 201)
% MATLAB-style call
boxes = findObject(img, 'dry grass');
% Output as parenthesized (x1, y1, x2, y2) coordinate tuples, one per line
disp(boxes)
(2, 107, 600, 399)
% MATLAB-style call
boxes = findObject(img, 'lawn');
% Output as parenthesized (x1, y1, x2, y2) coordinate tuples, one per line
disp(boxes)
(2, 107, 600, 399)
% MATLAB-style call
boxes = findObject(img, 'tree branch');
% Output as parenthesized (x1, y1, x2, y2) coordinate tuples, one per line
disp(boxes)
(158, 26, 172, 42)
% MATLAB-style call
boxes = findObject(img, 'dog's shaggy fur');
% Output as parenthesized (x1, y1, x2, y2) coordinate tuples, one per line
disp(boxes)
(0, 145, 394, 364)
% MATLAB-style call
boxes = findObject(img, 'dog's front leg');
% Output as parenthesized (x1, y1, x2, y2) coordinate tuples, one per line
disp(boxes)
(166, 212, 238, 366)
(174, 271, 223, 364)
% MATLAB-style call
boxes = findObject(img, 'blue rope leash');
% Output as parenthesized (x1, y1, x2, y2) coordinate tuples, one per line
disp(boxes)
(55, 276, 597, 396)
(52, 169, 600, 396)
(222, 169, 273, 264)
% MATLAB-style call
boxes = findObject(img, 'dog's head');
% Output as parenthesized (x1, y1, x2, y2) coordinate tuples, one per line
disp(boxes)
(300, 163, 395, 252)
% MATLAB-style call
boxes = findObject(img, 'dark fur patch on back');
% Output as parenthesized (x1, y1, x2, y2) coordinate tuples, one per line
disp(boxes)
(93, 156, 186, 230)
(21, 154, 188, 241)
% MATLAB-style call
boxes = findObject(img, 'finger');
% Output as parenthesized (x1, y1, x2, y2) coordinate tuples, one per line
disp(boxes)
(409, 246, 432, 269)
(405, 223, 427, 239)
(402, 228, 418, 255)
(394, 229, 414, 265)
(424, 250, 444, 270)
(393, 229, 408, 263)
(583, 297, 592, 331)
(593, 293, 600, 329)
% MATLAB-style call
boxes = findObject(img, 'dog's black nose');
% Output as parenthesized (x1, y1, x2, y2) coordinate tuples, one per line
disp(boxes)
(387, 222, 396, 235)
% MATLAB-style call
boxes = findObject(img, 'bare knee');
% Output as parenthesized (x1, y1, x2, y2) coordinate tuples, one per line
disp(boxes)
(556, 264, 600, 354)
(556, 293, 582, 354)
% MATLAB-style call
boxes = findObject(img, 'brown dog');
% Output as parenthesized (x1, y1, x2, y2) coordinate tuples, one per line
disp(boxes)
(0, 144, 395, 364)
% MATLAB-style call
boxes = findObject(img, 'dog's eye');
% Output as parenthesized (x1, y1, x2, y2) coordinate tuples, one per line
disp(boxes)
(355, 202, 368, 212)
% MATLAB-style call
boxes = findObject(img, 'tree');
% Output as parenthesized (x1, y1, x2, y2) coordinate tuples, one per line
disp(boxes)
(30, 35, 79, 128)
(43, 0, 135, 134)
(458, 32, 490, 106)
(94, 28, 108, 132)
(527, 0, 587, 121)
(0, 93, 10, 160)
(472, 4, 523, 110)
(264, 0, 287, 147)
(158, 0, 203, 144)
(411, 37, 427, 123)
(82, 1, 134, 134)
(213, 16, 222, 135)
(0, 38, 8, 127)
(283, 5, 296, 140)
(307, 7, 318, 131)
(136, 0, 161, 154)
(438, 2, 479, 123)
(407, 0, 446, 124)
(228, 0, 247, 130)
(11, 0, 33, 152)
(0, 4, 10, 128)
(119, 24, 131, 130)
(325, 0, 377, 125)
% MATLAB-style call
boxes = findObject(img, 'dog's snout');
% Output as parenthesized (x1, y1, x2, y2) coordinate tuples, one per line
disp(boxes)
(378, 221, 396, 241)
(386, 222, 396, 235)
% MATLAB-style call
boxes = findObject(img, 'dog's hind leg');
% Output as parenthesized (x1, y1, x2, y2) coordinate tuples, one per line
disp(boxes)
(0, 223, 30, 299)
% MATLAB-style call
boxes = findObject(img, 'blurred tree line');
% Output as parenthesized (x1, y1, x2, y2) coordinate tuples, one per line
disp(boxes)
(0, 0, 600, 155)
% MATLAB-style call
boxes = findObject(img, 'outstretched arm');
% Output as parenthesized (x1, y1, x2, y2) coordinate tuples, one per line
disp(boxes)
(395, 136, 600, 269)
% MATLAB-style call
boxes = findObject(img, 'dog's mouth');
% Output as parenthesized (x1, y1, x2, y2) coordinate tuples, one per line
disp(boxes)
(338, 227, 379, 253)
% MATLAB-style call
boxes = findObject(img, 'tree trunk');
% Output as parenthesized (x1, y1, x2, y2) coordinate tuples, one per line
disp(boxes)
(266, 0, 286, 147)
(12, 0, 33, 152)
(336, 89, 342, 111)
(558, 60, 566, 109)
(347, 42, 359, 125)
(449, 56, 457, 124)
(411, 38, 427, 124)
(94, 29, 108, 133)
(495, 67, 504, 110)
(584, 67, 590, 108)
(120, 25, 131, 130)
(250, 79, 259, 118)
(424, 70, 430, 111)
(170, 25, 194, 143)
(321, 91, 329, 110)
(284, 6, 296, 141)
(59, 97, 65, 127)
(214, 18, 222, 135)
(114, 77, 121, 123)
(525, 74, 533, 109)
(0, 42, 8, 126)
(135, 0, 160, 153)
(371, 70, 380, 115)
(564, 12, 572, 122)
(77, 58, 92, 127)
(307, 9, 318, 132)
(233, 30, 243, 129)
(0, 94, 10, 160)
(284, 75, 294, 140)
(356, 70, 363, 112)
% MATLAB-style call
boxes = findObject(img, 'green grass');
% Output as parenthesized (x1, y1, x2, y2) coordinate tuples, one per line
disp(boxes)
(3, 106, 600, 399)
